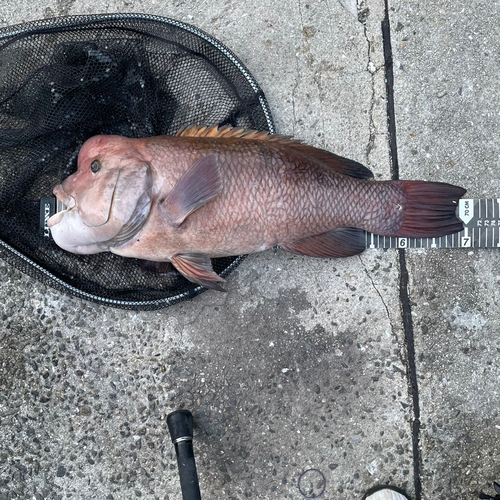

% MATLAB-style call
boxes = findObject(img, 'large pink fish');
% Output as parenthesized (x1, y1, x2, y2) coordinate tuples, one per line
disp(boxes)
(48, 125, 466, 290)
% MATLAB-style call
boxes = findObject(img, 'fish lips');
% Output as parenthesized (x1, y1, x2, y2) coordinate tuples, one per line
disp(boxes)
(48, 169, 132, 229)
(47, 185, 76, 228)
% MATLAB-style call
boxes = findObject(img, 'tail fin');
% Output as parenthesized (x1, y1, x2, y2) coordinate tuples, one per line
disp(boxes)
(396, 181, 466, 237)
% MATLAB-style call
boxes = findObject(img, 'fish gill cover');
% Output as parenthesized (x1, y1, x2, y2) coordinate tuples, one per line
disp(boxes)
(0, 13, 274, 309)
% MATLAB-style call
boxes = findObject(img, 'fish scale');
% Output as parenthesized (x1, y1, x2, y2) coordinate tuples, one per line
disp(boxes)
(125, 136, 458, 252)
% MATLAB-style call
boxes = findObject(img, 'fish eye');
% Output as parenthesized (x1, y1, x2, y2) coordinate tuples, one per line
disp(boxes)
(90, 159, 102, 173)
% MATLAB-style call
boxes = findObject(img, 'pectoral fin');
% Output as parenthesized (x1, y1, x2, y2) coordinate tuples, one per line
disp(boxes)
(170, 253, 226, 291)
(280, 228, 366, 258)
(162, 154, 222, 227)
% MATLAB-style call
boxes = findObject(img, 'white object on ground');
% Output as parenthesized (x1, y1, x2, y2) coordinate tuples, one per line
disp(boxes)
(365, 488, 409, 500)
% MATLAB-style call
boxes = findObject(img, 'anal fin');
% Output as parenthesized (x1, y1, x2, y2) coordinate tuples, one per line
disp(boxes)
(170, 253, 226, 291)
(280, 228, 366, 258)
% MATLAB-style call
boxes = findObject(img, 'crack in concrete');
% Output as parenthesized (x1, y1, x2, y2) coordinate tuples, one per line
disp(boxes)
(312, 70, 327, 148)
(291, 79, 298, 137)
(358, 255, 396, 332)
(357, 13, 378, 166)
(365, 31, 377, 165)
(291, 0, 307, 137)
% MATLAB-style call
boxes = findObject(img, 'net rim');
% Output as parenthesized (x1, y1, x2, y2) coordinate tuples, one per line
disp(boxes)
(0, 13, 275, 308)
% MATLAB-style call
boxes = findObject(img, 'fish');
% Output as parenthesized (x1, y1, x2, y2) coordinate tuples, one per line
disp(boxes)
(47, 125, 466, 291)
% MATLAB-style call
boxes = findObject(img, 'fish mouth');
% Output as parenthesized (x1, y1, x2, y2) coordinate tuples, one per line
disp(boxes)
(49, 171, 120, 228)
(48, 165, 151, 247)
(47, 185, 76, 227)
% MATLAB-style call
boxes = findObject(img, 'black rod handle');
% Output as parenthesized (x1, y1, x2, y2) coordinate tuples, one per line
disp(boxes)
(167, 410, 202, 500)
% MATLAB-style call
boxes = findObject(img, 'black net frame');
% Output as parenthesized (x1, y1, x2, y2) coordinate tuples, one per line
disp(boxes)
(0, 13, 274, 310)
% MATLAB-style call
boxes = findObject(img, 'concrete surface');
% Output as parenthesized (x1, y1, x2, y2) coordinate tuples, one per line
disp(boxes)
(0, 1, 497, 500)
(390, 1, 500, 498)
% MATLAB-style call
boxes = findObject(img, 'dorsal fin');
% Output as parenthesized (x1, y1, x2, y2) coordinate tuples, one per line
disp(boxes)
(176, 124, 296, 143)
(175, 125, 373, 180)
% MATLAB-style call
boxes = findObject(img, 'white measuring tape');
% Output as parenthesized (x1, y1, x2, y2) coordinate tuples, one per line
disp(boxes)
(365, 199, 499, 249)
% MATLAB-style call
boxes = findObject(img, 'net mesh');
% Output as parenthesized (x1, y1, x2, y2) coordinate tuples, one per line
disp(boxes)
(0, 14, 273, 309)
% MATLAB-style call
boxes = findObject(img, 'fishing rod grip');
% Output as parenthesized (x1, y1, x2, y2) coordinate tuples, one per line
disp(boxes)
(167, 410, 202, 500)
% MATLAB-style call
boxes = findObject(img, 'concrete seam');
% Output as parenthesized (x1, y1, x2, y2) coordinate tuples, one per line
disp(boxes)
(381, 3, 423, 499)
(398, 251, 422, 500)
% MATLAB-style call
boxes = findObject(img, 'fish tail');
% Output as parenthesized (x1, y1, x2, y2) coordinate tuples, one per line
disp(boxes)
(395, 181, 466, 237)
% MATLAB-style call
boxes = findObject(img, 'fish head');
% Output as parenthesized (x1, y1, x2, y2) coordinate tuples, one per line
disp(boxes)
(48, 135, 153, 254)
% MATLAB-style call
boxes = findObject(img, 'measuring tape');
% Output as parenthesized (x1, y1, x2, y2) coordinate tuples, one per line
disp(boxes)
(365, 199, 499, 249)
